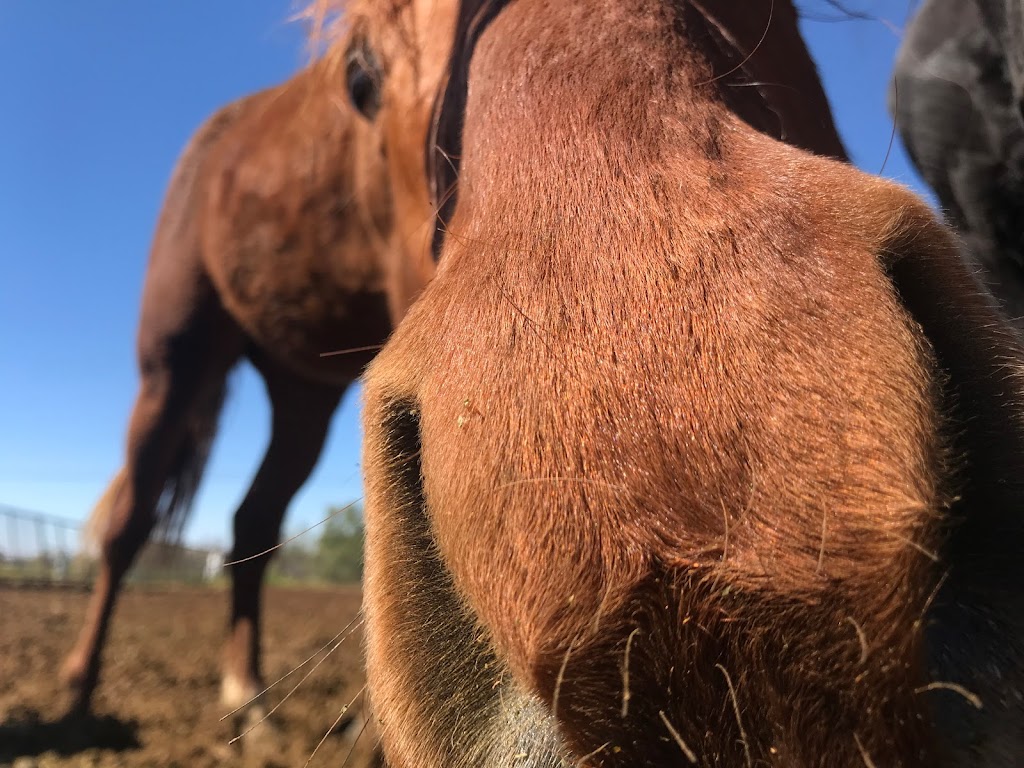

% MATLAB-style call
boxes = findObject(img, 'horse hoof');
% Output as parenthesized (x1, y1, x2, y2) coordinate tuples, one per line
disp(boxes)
(221, 676, 282, 750)
(227, 703, 284, 761)
(220, 674, 261, 713)
(59, 657, 95, 716)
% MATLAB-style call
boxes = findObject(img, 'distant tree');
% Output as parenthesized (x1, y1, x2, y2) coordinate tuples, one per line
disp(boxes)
(266, 539, 316, 584)
(315, 503, 365, 584)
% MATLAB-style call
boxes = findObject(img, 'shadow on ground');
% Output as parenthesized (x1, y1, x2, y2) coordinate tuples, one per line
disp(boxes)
(0, 708, 141, 761)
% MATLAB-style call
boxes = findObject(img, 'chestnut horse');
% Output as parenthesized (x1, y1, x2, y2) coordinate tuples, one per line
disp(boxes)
(891, 0, 1024, 324)
(61, 48, 433, 718)
(328, 0, 1024, 765)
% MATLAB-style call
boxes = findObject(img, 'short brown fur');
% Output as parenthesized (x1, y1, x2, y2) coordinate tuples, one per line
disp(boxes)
(325, 1, 1024, 765)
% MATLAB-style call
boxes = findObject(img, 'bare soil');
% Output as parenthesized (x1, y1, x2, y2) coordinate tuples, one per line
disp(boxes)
(0, 585, 380, 768)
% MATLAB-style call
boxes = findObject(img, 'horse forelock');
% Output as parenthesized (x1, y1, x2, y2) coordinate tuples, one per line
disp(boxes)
(297, 0, 351, 56)
(301, 0, 415, 62)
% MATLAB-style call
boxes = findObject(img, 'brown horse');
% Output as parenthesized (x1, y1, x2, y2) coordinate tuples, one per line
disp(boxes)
(329, 0, 1024, 765)
(60, 46, 432, 719)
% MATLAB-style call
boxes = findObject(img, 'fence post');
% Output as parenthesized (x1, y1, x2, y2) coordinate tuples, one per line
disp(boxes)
(7, 512, 18, 564)
(59, 523, 67, 555)
(0, 506, 90, 587)
(35, 516, 47, 581)
(1, 505, 229, 588)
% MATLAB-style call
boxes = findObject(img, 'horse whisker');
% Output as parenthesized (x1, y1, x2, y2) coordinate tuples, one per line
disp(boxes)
(658, 710, 697, 764)
(913, 569, 949, 634)
(304, 684, 368, 768)
(845, 616, 869, 665)
(320, 344, 385, 358)
(340, 707, 374, 768)
(853, 734, 878, 768)
(228, 617, 365, 744)
(914, 681, 983, 710)
(576, 741, 611, 766)
(551, 641, 575, 721)
(879, 78, 899, 175)
(716, 663, 752, 768)
(886, 527, 940, 563)
(223, 499, 363, 566)
(620, 627, 641, 718)
(692, 0, 775, 87)
(220, 610, 365, 721)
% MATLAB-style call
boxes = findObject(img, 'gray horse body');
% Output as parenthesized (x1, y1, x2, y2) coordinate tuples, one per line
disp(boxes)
(892, 0, 1024, 321)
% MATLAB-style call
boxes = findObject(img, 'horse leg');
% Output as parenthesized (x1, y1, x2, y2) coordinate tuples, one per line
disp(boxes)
(221, 366, 343, 714)
(62, 303, 243, 714)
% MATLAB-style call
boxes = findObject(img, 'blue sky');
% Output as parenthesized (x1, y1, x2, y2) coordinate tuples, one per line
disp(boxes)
(0, 1, 927, 549)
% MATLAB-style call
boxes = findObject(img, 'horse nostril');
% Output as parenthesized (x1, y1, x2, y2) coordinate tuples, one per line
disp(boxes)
(379, 399, 424, 509)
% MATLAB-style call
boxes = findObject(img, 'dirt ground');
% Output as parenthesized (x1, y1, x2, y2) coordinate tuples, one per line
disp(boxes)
(0, 585, 381, 768)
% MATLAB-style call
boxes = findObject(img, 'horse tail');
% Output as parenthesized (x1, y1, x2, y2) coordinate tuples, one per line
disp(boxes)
(82, 467, 129, 555)
(83, 376, 230, 552)
(151, 377, 230, 543)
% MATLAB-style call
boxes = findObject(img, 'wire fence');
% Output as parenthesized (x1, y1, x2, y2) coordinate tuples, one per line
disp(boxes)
(0, 504, 224, 588)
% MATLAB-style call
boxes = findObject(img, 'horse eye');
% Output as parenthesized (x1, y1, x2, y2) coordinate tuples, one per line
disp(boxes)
(345, 38, 382, 120)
